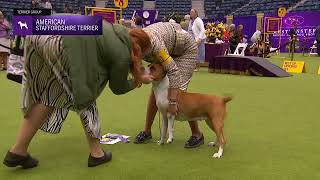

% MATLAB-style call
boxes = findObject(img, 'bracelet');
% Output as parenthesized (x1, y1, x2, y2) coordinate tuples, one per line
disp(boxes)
(168, 101, 177, 105)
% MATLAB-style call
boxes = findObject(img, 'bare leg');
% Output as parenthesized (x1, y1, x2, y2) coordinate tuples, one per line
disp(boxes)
(2, 53, 8, 69)
(10, 103, 53, 156)
(81, 122, 104, 158)
(80, 104, 112, 167)
(144, 91, 158, 133)
(0, 53, 4, 69)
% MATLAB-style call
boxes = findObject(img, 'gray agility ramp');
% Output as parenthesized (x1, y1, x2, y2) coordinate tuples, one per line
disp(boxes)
(208, 56, 291, 77)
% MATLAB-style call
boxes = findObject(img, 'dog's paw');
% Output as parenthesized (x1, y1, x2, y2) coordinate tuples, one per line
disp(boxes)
(157, 140, 165, 145)
(166, 138, 173, 144)
(212, 152, 223, 159)
(208, 142, 216, 147)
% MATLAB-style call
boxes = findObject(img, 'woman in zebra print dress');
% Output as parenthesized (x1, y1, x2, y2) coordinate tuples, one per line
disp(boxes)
(3, 23, 152, 168)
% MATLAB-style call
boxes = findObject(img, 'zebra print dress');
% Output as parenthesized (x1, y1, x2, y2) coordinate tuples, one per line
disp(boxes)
(22, 35, 101, 138)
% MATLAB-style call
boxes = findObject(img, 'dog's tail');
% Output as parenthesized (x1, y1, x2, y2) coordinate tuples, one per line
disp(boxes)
(222, 95, 233, 103)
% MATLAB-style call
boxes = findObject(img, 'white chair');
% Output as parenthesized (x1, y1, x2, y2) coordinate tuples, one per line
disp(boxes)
(270, 47, 279, 55)
(309, 40, 318, 56)
(229, 43, 248, 56)
(224, 48, 230, 55)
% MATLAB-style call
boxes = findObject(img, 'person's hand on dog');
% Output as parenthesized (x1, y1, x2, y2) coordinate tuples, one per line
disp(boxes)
(168, 88, 179, 116)
(168, 103, 178, 116)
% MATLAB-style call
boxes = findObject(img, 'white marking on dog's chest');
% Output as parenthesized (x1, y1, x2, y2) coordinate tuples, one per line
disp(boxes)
(152, 76, 170, 112)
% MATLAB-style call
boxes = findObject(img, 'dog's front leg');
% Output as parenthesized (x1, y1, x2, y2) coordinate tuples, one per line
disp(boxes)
(157, 113, 168, 145)
(166, 115, 174, 144)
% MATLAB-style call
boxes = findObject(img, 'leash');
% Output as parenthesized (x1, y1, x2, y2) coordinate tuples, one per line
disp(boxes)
(0, 43, 11, 50)
(158, 111, 161, 140)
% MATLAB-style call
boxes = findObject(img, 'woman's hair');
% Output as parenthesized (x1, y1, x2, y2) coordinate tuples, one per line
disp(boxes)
(129, 28, 151, 54)
(191, 9, 199, 18)
(129, 29, 151, 86)
(229, 24, 236, 31)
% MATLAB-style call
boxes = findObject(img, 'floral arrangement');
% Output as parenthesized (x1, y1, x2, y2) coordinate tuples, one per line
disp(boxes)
(205, 22, 226, 42)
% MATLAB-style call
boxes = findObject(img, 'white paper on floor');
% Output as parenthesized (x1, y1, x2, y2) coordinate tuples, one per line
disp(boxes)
(100, 133, 130, 145)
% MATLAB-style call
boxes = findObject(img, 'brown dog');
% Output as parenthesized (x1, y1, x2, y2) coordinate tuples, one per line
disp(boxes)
(149, 63, 232, 158)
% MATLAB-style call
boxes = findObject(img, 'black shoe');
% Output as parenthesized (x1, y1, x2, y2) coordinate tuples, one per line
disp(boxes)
(3, 151, 38, 169)
(88, 151, 112, 167)
(184, 135, 204, 149)
(134, 131, 152, 144)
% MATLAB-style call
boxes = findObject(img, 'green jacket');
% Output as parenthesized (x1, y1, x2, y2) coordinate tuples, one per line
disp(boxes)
(62, 22, 135, 111)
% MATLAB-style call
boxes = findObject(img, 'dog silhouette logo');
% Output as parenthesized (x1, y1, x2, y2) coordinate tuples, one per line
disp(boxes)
(18, 21, 29, 30)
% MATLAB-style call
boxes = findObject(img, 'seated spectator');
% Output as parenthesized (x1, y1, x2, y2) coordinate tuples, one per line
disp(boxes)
(31, 0, 40, 9)
(133, 16, 144, 29)
(251, 28, 262, 44)
(243, 35, 248, 43)
(64, 3, 73, 13)
(44, 0, 53, 9)
(236, 24, 244, 43)
(223, 25, 231, 42)
(229, 24, 238, 53)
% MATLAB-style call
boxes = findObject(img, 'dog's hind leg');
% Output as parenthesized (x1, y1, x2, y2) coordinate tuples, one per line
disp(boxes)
(205, 120, 216, 147)
(206, 108, 226, 158)
(211, 116, 226, 159)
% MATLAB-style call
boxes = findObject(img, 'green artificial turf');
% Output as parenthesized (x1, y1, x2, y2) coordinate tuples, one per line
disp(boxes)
(0, 53, 319, 180)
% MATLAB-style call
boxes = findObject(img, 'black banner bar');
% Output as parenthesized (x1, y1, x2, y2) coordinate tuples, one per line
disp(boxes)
(13, 9, 52, 16)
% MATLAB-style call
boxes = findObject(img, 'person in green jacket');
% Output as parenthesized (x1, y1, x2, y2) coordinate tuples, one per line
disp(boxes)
(3, 22, 153, 169)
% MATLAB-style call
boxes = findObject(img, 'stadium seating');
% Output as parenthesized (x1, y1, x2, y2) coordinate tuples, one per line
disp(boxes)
(205, 0, 250, 18)
(292, 0, 320, 12)
(204, 0, 320, 18)
(105, 0, 143, 19)
(234, 0, 299, 16)
(155, 0, 191, 20)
